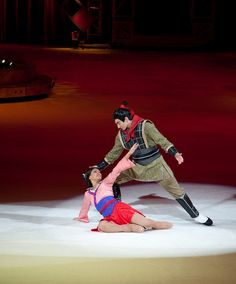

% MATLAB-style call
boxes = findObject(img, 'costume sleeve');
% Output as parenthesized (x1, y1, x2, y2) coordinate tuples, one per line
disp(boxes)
(145, 122, 174, 152)
(78, 192, 91, 223)
(103, 157, 135, 185)
(104, 134, 124, 164)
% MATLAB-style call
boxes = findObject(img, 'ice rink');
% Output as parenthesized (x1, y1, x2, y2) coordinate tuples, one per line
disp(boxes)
(1, 183, 235, 259)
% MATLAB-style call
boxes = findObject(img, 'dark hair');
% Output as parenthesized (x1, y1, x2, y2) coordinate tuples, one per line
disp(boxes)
(82, 167, 98, 187)
(113, 101, 133, 122)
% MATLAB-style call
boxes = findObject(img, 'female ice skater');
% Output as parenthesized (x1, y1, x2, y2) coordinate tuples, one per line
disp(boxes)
(74, 143, 172, 233)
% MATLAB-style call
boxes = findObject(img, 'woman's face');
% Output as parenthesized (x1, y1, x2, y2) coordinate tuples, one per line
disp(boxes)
(89, 168, 102, 182)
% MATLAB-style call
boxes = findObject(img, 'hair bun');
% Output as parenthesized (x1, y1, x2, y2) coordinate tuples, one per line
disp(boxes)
(121, 100, 128, 106)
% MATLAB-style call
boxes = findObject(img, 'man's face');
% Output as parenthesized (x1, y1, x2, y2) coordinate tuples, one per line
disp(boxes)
(114, 118, 129, 131)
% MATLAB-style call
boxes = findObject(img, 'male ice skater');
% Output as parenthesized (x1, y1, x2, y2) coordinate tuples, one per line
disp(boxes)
(94, 101, 213, 226)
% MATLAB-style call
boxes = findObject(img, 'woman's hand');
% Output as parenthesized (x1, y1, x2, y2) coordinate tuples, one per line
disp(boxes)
(73, 216, 89, 223)
(125, 143, 139, 159)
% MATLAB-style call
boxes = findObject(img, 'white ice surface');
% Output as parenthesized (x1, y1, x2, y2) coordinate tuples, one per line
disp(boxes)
(0, 183, 236, 258)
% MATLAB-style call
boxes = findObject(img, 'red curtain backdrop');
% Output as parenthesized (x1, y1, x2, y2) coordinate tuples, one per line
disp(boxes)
(0, 0, 7, 42)
(0, 0, 70, 45)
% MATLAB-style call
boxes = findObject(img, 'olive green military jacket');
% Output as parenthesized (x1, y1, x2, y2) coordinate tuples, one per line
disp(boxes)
(104, 120, 175, 183)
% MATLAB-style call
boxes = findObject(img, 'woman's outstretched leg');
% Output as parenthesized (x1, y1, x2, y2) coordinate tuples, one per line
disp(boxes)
(98, 220, 144, 233)
(131, 213, 172, 230)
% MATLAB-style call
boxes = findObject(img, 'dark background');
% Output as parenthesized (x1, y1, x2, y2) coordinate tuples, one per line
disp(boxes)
(1, 1, 236, 202)
(0, 0, 236, 50)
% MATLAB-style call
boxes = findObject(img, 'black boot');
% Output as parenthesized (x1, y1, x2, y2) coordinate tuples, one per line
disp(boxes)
(112, 183, 122, 201)
(176, 194, 213, 226)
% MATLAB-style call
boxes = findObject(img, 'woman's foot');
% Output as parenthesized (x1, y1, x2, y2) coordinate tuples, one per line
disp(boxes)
(129, 224, 145, 233)
(152, 221, 173, 230)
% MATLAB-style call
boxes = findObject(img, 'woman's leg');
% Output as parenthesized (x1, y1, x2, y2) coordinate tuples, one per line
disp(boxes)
(98, 220, 144, 233)
(131, 213, 172, 230)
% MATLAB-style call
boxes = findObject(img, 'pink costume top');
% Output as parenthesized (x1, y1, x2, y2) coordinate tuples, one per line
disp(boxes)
(78, 157, 134, 222)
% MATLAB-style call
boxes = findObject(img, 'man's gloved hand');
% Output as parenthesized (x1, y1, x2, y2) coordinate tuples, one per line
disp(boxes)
(96, 159, 109, 171)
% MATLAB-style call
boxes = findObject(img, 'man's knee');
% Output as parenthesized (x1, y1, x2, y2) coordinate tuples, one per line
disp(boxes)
(159, 177, 185, 198)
